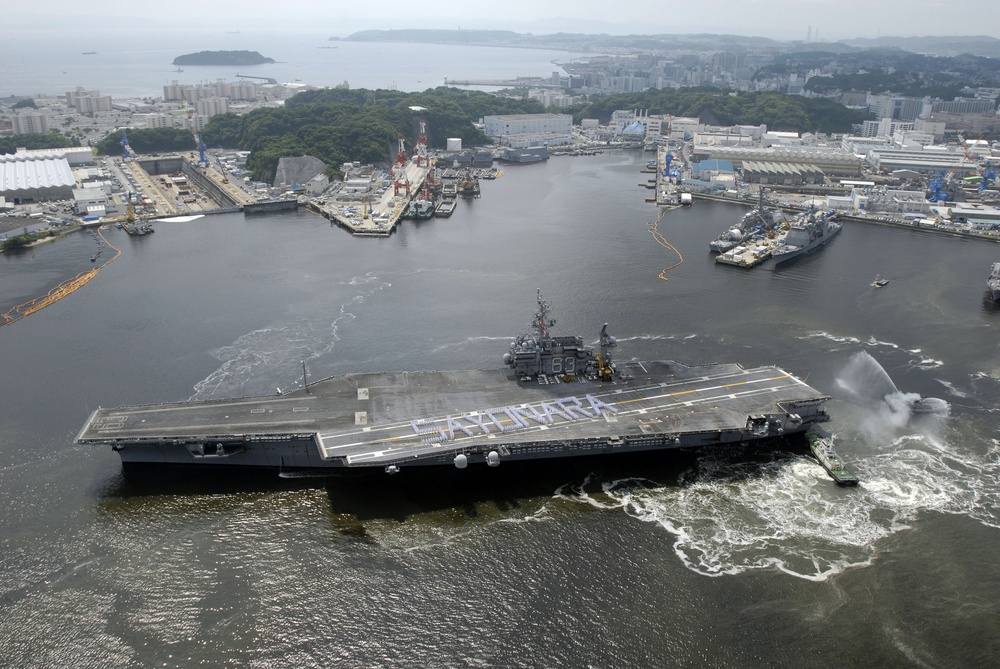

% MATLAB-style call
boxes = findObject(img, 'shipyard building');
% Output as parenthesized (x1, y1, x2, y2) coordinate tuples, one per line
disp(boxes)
(692, 146, 863, 178)
(0, 148, 85, 203)
(483, 113, 573, 148)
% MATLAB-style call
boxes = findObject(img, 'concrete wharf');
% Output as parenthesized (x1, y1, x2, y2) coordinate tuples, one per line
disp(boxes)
(309, 162, 430, 236)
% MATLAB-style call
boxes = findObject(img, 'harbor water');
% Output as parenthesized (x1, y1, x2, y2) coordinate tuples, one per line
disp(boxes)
(0, 27, 581, 99)
(2, 151, 1000, 667)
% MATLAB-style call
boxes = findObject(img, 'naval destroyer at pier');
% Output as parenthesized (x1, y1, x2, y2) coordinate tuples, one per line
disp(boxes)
(77, 293, 831, 476)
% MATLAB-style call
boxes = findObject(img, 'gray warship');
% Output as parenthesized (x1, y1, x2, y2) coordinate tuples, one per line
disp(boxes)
(988, 262, 1000, 301)
(709, 190, 783, 253)
(76, 292, 831, 475)
(771, 207, 841, 266)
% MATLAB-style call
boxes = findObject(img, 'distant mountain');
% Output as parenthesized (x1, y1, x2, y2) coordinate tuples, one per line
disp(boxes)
(839, 36, 1000, 58)
(344, 29, 523, 45)
(341, 29, 781, 52)
(173, 50, 275, 66)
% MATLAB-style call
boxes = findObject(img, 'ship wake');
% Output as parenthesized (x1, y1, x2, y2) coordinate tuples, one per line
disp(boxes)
(189, 273, 390, 400)
(548, 353, 994, 583)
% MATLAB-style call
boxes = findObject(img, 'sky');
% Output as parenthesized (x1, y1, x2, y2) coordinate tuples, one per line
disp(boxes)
(10, 1, 1000, 42)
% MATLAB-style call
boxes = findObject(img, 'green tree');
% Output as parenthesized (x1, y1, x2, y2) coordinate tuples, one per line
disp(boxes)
(201, 86, 544, 183)
(94, 127, 199, 155)
(0, 131, 76, 154)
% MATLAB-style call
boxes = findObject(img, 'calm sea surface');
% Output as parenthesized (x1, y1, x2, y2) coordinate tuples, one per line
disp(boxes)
(0, 27, 581, 98)
(2, 150, 1000, 666)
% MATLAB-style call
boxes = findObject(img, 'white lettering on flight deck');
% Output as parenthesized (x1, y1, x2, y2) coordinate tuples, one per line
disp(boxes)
(407, 394, 619, 444)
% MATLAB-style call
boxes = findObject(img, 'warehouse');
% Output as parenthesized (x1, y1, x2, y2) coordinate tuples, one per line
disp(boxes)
(692, 146, 862, 177)
(741, 161, 825, 185)
(0, 151, 75, 203)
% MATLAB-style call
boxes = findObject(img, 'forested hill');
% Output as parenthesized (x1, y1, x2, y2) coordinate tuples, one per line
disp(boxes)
(201, 87, 544, 183)
(93, 86, 864, 183)
(565, 88, 866, 133)
(173, 50, 274, 66)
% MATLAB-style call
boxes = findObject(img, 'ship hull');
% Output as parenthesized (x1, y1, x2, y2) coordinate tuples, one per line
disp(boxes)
(772, 221, 842, 266)
(79, 360, 830, 476)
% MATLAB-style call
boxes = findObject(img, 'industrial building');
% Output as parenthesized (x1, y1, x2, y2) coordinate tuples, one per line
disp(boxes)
(0, 150, 76, 203)
(865, 147, 972, 176)
(72, 186, 109, 217)
(274, 155, 327, 189)
(11, 147, 95, 167)
(692, 146, 862, 177)
(741, 161, 825, 185)
(483, 113, 573, 148)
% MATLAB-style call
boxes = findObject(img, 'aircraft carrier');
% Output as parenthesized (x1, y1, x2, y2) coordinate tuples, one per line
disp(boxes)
(76, 293, 831, 475)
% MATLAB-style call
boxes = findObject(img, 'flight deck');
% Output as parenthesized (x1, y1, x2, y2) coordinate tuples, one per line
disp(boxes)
(77, 360, 830, 473)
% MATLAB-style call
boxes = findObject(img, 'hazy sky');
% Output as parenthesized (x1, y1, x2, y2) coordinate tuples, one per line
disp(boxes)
(12, 1, 1000, 41)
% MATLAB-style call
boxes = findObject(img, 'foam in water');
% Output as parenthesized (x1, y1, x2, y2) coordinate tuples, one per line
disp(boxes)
(546, 352, 991, 582)
(190, 273, 389, 400)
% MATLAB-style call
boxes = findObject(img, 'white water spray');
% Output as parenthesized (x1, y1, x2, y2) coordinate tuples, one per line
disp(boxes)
(835, 351, 948, 443)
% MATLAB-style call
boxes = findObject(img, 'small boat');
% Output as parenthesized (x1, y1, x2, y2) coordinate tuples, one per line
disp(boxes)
(871, 275, 889, 288)
(806, 432, 859, 486)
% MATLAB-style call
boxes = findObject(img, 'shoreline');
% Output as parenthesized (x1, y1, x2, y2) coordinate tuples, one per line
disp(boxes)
(691, 192, 1000, 244)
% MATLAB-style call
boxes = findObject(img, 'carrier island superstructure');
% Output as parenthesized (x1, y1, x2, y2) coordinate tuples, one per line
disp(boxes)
(77, 293, 831, 475)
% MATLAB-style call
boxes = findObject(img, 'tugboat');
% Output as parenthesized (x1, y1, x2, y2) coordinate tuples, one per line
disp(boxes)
(406, 198, 436, 220)
(806, 431, 859, 486)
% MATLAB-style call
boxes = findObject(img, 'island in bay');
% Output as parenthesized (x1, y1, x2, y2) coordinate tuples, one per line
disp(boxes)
(172, 50, 275, 66)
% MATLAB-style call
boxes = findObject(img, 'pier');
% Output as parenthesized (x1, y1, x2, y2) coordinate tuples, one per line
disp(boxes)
(309, 162, 431, 237)
(444, 76, 552, 88)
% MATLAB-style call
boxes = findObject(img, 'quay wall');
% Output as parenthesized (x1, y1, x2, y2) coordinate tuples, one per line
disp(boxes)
(244, 199, 299, 214)
(690, 192, 1000, 244)
(180, 163, 240, 208)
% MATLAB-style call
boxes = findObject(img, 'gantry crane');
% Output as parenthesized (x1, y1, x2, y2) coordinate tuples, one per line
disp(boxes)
(393, 134, 410, 196)
(414, 119, 430, 167)
(196, 134, 209, 168)
(120, 130, 135, 161)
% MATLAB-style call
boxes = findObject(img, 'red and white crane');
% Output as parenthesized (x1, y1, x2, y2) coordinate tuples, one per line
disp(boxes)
(414, 119, 430, 167)
(393, 134, 410, 196)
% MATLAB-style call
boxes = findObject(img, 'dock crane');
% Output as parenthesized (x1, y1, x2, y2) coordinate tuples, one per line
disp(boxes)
(392, 134, 410, 196)
(414, 119, 430, 167)
(979, 162, 996, 191)
(120, 130, 135, 161)
(196, 134, 209, 168)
